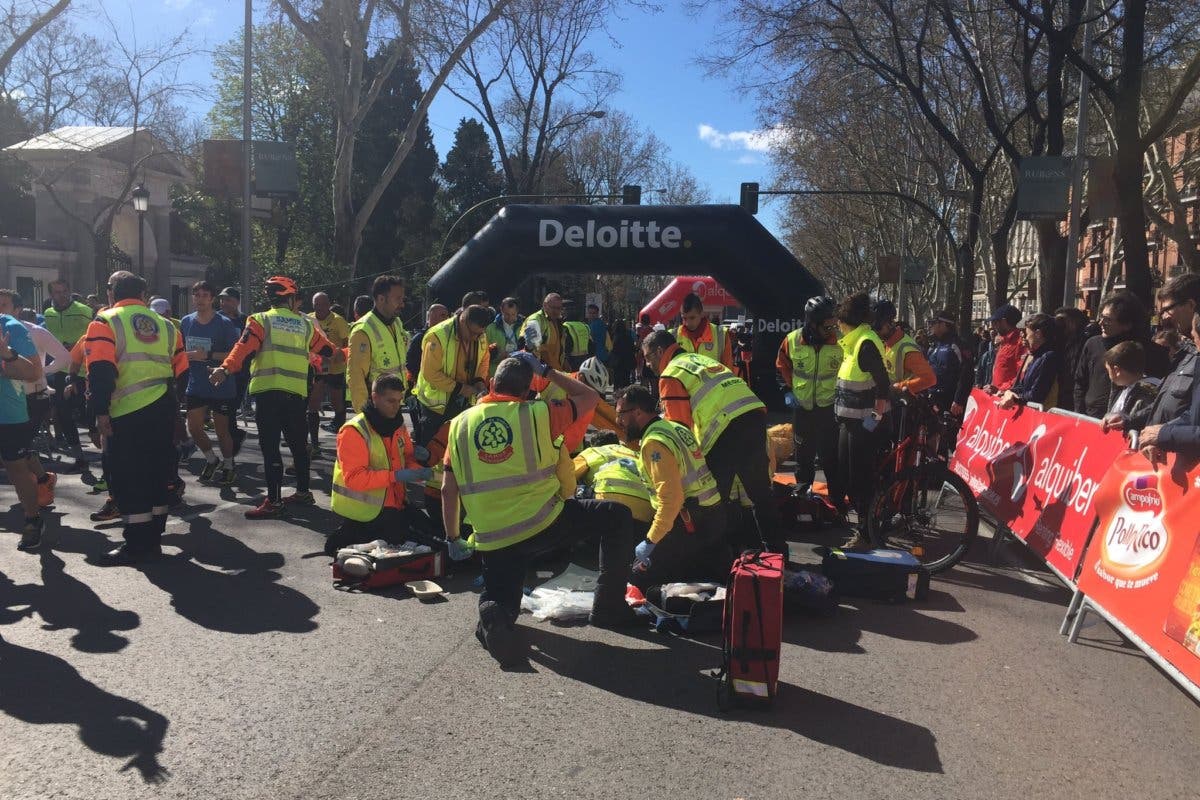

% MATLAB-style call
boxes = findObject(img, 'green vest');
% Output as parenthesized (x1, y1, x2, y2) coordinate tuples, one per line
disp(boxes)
(98, 304, 176, 418)
(563, 320, 591, 358)
(43, 300, 93, 348)
(884, 333, 921, 384)
(835, 324, 886, 420)
(351, 311, 409, 390)
(579, 443, 638, 476)
(449, 400, 563, 551)
(330, 415, 389, 521)
(248, 307, 314, 397)
(660, 351, 765, 454)
(675, 322, 726, 361)
(786, 329, 842, 410)
(638, 419, 721, 509)
(414, 315, 487, 415)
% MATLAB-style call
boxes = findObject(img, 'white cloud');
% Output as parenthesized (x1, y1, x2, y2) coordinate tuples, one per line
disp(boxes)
(734, 153, 762, 165)
(697, 123, 788, 153)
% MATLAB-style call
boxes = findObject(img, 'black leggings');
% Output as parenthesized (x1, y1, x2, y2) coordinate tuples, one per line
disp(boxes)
(255, 390, 309, 501)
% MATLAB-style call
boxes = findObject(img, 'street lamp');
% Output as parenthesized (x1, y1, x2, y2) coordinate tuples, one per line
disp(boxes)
(131, 183, 150, 272)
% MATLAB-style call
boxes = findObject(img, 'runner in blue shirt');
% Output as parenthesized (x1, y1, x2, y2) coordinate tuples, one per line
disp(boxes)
(0, 313, 47, 550)
(180, 281, 240, 485)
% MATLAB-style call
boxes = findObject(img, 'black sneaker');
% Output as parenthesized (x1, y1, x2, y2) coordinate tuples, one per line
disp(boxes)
(17, 517, 43, 552)
(100, 544, 162, 566)
(589, 604, 644, 630)
(198, 460, 219, 482)
(478, 601, 524, 668)
(215, 466, 236, 486)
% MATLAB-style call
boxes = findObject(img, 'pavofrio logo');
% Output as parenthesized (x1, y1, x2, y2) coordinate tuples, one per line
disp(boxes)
(538, 219, 686, 249)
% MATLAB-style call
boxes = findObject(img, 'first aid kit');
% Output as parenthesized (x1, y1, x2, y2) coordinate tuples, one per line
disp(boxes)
(819, 547, 929, 602)
(718, 551, 784, 708)
(332, 540, 444, 590)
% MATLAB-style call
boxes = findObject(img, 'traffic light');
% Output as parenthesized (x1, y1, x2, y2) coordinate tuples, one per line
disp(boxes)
(740, 182, 759, 214)
(622, 184, 641, 205)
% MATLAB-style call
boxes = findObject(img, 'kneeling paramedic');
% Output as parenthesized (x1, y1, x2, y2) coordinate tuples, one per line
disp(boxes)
(442, 353, 638, 668)
(615, 386, 731, 588)
(573, 439, 654, 543)
(327, 374, 469, 559)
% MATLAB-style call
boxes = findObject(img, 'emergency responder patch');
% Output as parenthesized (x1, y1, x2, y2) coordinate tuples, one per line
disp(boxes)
(474, 416, 515, 464)
(131, 314, 161, 343)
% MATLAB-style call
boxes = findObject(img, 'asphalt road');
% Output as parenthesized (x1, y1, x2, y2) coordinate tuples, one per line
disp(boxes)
(1, 424, 1198, 800)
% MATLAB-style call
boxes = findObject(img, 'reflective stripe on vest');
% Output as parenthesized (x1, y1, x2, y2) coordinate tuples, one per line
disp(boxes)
(638, 418, 721, 509)
(675, 322, 725, 360)
(99, 305, 176, 418)
(449, 401, 563, 550)
(835, 324, 885, 419)
(330, 415, 389, 521)
(885, 334, 920, 383)
(414, 315, 484, 414)
(786, 329, 841, 411)
(355, 312, 408, 389)
(661, 352, 765, 454)
(249, 308, 313, 396)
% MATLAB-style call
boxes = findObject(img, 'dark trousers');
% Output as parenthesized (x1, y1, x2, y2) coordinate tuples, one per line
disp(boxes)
(229, 374, 249, 432)
(629, 503, 732, 590)
(704, 411, 785, 554)
(109, 394, 176, 551)
(838, 416, 884, 518)
(479, 499, 635, 622)
(48, 372, 83, 457)
(793, 404, 839, 492)
(255, 390, 309, 501)
(326, 505, 442, 556)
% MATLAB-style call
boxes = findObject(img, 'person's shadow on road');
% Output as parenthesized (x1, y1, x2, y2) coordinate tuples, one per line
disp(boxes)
(0, 634, 170, 783)
(523, 627, 943, 773)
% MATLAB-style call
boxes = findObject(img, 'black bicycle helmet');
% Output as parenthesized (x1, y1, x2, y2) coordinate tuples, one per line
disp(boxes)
(872, 299, 897, 325)
(803, 295, 836, 325)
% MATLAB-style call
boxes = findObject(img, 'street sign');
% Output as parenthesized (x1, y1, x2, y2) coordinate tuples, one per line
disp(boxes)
(253, 141, 299, 199)
(903, 255, 928, 284)
(1017, 156, 1072, 221)
(878, 253, 901, 284)
(202, 140, 243, 198)
(1087, 155, 1118, 219)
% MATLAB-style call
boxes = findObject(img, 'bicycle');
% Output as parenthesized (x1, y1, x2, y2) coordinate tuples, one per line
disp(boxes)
(865, 394, 979, 574)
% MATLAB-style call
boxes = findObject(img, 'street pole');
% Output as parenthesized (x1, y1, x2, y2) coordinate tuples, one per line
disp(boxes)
(1064, 0, 1094, 309)
(898, 211, 909, 326)
(137, 209, 145, 272)
(241, 0, 252, 313)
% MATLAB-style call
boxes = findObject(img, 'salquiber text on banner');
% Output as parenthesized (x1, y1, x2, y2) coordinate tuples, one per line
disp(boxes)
(950, 389, 1127, 581)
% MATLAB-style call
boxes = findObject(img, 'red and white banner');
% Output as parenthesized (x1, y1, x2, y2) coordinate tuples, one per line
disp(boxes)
(950, 389, 1127, 579)
(1077, 450, 1200, 688)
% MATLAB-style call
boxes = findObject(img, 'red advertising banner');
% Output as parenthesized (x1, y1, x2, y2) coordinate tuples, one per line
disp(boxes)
(1077, 450, 1200, 688)
(950, 389, 1127, 579)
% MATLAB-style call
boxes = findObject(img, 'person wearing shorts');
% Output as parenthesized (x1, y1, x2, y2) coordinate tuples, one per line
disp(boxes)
(180, 281, 240, 484)
(0, 312, 46, 550)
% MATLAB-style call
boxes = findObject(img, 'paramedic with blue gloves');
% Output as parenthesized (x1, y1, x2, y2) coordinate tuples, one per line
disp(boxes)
(326, 374, 453, 557)
(616, 385, 732, 589)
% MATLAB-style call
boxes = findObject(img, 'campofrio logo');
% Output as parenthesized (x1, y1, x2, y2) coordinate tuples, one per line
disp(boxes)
(1100, 474, 1168, 580)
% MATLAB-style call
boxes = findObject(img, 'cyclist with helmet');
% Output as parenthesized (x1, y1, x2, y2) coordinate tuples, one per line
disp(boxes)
(776, 295, 843, 499)
(212, 276, 343, 519)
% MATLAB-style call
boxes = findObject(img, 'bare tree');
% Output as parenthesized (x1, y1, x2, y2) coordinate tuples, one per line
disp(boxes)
(562, 109, 660, 197)
(0, 0, 69, 81)
(8, 16, 103, 132)
(275, 0, 509, 279)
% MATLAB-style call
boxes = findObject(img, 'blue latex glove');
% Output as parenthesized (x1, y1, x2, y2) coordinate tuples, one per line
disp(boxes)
(783, 392, 797, 409)
(394, 467, 434, 483)
(511, 350, 548, 376)
(633, 539, 655, 571)
(446, 536, 474, 561)
(412, 445, 430, 463)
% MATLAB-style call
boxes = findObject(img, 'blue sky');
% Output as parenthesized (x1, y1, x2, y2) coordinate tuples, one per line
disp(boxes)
(99, 0, 785, 235)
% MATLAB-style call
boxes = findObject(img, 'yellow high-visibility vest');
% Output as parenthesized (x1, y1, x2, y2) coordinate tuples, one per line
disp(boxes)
(660, 351, 764, 454)
(638, 418, 721, 509)
(785, 329, 842, 410)
(330, 414, 388, 521)
(835, 324, 886, 420)
(414, 315, 488, 414)
(248, 307, 313, 397)
(98, 304, 176, 418)
(675, 322, 725, 361)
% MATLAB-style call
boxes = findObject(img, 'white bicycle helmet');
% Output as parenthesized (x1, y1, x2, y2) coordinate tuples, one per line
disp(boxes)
(578, 357, 611, 394)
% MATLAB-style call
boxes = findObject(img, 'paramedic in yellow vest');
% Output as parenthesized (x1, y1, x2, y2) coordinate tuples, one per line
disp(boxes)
(442, 352, 639, 668)
(834, 292, 894, 549)
(643, 329, 786, 556)
(325, 373, 470, 558)
(675, 292, 734, 370)
(412, 304, 492, 475)
(615, 385, 733, 590)
(307, 291, 350, 455)
(776, 295, 843, 497)
(212, 276, 341, 520)
(43, 277, 94, 470)
(562, 302, 592, 371)
(84, 271, 188, 565)
(573, 441, 653, 533)
(522, 292, 567, 371)
(347, 275, 410, 413)
(871, 300, 935, 395)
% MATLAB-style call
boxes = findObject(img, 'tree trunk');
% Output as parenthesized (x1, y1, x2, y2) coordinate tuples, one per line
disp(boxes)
(990, 194, 1018, 307)
(1112, 0, 1153, 303)
(1035, 219, 1067, 310)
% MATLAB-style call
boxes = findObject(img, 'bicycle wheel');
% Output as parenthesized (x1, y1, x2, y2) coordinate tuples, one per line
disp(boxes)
(867, 463, 979, 574)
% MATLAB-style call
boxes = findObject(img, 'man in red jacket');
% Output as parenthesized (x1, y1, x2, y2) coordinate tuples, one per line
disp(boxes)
(985, 304, 1027, 393)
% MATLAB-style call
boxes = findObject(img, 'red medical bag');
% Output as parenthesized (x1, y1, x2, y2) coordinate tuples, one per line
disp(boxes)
(718, 550, 784, 708)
